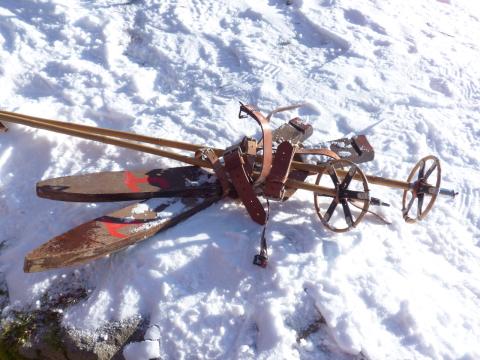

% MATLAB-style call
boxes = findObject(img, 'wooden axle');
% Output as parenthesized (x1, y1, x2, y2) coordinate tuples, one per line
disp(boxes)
(286, 178, 338, 197)
(291, 161, 411, 191)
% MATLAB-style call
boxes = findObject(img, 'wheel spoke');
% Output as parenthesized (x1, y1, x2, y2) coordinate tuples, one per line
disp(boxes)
(424, 161, 438, 180)
(323, 199, 338, 222)
(343, 190, 369, 200)
(417, 193, 424, 217)
(328, 167, 340, 185)
(403, 192, 416, 216)
(417, 160, 425, 180)
(315, 193, 335, 198)
(341, 199, 354, 227)
(340, 166, 356, 190)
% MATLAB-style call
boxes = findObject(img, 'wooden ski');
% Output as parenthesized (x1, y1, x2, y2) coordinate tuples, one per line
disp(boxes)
(37, 166, 220, 202)
(24, 195, 221, 272)
(35, 119, 316, 202)
(36, 135, 374, 202)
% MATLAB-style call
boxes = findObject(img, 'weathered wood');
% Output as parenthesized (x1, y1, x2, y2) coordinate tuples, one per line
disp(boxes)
(37, 166, 221, 202)
(0, 110, 222, 154)
(0, 112, 211, 167)
(24, 196, 221, 272)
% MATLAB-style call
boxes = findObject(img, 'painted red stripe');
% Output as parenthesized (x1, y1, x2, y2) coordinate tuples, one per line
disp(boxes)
(103, 222, 130, 239)
(124, 171, 170, 192)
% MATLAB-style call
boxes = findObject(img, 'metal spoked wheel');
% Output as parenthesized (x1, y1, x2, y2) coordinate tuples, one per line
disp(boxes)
(402, 155, 441, 223)
(314, 159, 370, 233)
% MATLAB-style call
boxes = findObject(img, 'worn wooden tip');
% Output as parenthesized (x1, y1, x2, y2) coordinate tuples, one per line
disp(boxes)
(0, 122, 8, 132)
(23, 196, 220, 273)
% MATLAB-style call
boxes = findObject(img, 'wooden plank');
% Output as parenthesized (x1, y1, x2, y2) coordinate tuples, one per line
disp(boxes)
(36, 166, 221, 202)
(24, 196, 221, 272)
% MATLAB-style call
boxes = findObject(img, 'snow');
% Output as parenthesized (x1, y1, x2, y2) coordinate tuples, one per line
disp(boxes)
(123, 340, 160, 360)
(0, 0, 480, 359)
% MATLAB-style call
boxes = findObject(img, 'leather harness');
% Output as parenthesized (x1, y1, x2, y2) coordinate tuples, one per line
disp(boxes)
(218, 104, 341, 267)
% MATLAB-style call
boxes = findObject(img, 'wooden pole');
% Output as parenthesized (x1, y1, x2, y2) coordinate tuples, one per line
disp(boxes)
(0, 112, 212, 168)
(290, 161, 411, 191)
(285, 178, 337, 197)
(0, 111, 223, 155)
(0, 110, 412, 192)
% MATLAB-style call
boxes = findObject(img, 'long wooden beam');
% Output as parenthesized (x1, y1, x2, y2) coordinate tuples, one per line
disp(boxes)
(0, 112, 211, 168)
(0, 111, 223, 155)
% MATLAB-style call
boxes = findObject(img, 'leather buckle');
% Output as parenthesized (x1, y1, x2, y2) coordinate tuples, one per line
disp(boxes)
(253, 254, 268, 268)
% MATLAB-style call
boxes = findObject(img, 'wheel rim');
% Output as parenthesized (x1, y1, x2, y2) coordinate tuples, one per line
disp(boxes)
(314, 159, 370, 233)
(402, 155, 441, 223)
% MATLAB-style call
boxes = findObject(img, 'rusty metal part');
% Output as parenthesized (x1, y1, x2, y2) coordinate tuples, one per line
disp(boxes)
(262, 117, 313, 146)
(262, 116, 313, 146)
(402, 155, 441, 223)
(238, 103, 272, 185)
(314, 159, 370, 233)
(264, 141, 297, 200)
(224, 147, 266, 225)
(287, 118, 313, 141)
(327, 135, 374, 163)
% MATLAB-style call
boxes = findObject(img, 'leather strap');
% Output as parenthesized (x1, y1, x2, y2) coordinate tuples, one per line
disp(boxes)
(224, 147, 266, 225)
(264, 141, 296, 200)
(239, 104, 272, 185)
(201, 148, 231, 197)
(253, 200, 270, 268)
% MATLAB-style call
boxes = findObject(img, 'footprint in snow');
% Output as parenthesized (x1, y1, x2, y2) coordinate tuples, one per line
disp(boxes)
(343, 9, 388, 36)
(429, 77, 453, 97)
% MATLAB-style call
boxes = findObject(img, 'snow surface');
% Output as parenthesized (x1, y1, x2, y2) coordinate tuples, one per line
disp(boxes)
(1, 0, 480, 359)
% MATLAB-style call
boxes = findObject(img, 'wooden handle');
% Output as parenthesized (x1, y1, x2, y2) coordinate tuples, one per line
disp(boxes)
(0, 110, 223, 155)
